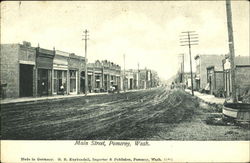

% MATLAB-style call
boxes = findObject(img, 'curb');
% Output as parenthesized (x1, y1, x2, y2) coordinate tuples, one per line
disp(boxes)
(0, 92, 109, 107)
(184, 90, 224, 109)
(0, 89, 144, 106)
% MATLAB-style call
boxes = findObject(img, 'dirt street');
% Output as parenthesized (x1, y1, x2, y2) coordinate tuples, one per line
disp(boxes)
(1, 87, 249, 140)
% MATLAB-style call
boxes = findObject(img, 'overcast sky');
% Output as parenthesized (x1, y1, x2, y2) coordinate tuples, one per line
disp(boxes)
(1, 1, 249, 80)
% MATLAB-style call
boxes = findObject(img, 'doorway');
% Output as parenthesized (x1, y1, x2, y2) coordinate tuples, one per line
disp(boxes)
(129, 78, 133, 89)
(38, 69, 49, 96)
(19, 64, 33, 97)
(80, 71, 85, 93)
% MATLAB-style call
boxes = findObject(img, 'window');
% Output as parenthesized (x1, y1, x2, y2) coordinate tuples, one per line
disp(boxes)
(96, 75, 100, 80)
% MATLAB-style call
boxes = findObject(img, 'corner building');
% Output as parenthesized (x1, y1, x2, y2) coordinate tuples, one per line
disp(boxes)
(0, 42, 37, 98)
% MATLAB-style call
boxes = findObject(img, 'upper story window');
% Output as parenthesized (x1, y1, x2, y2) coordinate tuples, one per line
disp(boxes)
(70, 70, 76, 78)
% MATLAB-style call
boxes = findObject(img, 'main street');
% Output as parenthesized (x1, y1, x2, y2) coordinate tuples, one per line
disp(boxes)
(1, 87, 249, 140)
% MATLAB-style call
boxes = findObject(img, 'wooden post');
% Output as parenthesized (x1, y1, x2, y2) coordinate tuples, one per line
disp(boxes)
(226, 0, 237, 102)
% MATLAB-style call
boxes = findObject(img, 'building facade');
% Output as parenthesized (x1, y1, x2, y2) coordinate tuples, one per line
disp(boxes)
(52, 50, 70, 95)
(138, 69, 152, 89)
(0, 42, 87, 98)
(1, 41, 161, 99)
(194, 54, 225, 91)
(88, 60, 121, 93)
(206, 66, 224, 96)
(36, 46, 55, 96)
(122, 70, 135, 90)
(223, 56, 250, 99)
(68, 53, 85, 94)
(1, 42, 37, 98)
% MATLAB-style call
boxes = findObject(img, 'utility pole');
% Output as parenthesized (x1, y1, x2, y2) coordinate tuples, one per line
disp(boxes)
(180, 31, 199, 96)
(123, 54, 126, 92)
(178, 53, 185, 83)
(226, 0, 237, 103)
(83, 29, 89, 96)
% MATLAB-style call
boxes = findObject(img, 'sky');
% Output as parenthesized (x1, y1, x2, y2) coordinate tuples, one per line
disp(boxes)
(1, 1, 249, 80)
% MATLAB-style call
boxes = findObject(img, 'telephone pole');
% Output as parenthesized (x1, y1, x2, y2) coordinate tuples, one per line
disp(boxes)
(180, 31, 199, 96)
(226, 0, 237, 103)
(83, 29, 89, 96)
(178, 53, 185, 83)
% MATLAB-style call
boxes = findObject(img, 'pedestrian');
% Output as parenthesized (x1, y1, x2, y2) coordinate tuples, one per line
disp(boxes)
(60, 84, 64, 95)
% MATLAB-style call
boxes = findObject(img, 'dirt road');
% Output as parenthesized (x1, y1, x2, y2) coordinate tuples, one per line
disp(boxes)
(1, 87, 249, 140)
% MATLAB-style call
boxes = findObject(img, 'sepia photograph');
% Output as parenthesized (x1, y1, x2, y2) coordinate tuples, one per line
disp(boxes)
(0, 0, 249, 162)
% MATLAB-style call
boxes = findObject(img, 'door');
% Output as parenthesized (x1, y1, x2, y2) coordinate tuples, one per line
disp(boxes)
(20, 64, 33, 97)
(130, 79, 133, 89)
(38, 69, 49, 96)
(80, 71, 85, 93)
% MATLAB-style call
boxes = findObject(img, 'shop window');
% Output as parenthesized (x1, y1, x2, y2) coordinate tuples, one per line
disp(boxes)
(96, 75, 100, 80)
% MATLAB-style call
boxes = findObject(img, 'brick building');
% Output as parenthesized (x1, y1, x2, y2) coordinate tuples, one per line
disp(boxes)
(223, 56, 250, 98)
(0, 42, 87, 98)
(1, 42, 37, 98)
(194, 54, 225, 90)
(88, 60, 121, 93)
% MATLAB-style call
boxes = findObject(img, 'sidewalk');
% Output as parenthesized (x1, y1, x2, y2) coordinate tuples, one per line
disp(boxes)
(0, 89, 142, 105)
(185, 89, 225, 105)
(0, 92, 107, 105)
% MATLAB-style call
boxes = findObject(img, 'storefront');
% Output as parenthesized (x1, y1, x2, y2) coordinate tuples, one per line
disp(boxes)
(69, 70, 77, 93)
(94, 71, 102, 92)
(68, 53, 84, 94)
(53, 50, 69, 95)
(36, 47, 55, 96)
(18, 42, 37, 97)
(80, 71, 86, 93)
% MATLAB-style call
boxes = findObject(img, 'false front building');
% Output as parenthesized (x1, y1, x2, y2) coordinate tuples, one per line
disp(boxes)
(36, 46, 55, 96)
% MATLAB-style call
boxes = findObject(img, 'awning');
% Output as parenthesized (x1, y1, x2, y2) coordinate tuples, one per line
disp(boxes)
(19, 60, 35, 65)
